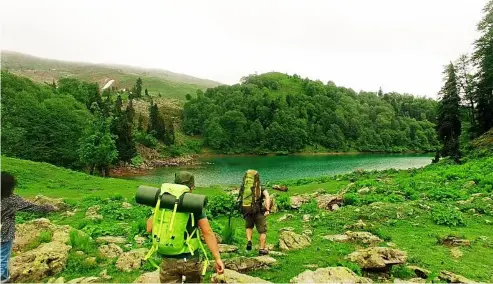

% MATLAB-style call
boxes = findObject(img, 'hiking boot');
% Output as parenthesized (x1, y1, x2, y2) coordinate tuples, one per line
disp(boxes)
(259, 249, 269, 255)
(246, 241, 252, 251)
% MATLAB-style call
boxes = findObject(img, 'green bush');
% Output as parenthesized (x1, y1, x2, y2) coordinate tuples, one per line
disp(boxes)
(391, 264, 415, 279)
(207, 194, 236, 218)
(39, 230, 53, 243)
(69, 230, 94, 253)
(432, 205, 466, 227)
(300, 198, 319, 214)
(343, 193, 359, 206)
(131, 155, 144, 166)
(276, 195, 291, 211)
(134, 131, 158, 148)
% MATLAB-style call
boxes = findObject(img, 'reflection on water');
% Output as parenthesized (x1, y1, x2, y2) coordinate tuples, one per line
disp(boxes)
(122, 153, 432, 186)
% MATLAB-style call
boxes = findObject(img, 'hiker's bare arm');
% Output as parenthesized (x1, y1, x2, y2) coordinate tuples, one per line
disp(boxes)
(263, 190, 271, 215)
(198, 218, 224, 274)
(146, 217, 152, 233)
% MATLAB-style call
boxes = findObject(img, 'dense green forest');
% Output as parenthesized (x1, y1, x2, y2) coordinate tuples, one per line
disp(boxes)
(183, 73, 439, 154)
(0, 71, 175, 175)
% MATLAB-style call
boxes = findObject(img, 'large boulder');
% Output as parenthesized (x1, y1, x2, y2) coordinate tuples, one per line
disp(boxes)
(279, 230, 311, 251)
(116, 248, 148, 272)
(98, 243, 123, 258)
(85, 205, 103, 221)
(346, 247, 408, 270)
(290, 195, 310, 209)
(439, 271, 476, 283)
(224, 256, 276, 272)
(31, 195, 68, 211)
(134, 270, 160, 283)
(290, 267, 372, 283)
(407, 266, 431, 279)
(9, 242, 71, 282)
(13, 218, 72, 253)
(211, 269, 272, 283)
(315, 194, 343, 210)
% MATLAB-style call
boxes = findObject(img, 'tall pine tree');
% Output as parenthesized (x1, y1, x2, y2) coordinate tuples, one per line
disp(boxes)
(148, 103, 166, 141)
(437, 63, 462, 160)
(473, 0, 493, 135)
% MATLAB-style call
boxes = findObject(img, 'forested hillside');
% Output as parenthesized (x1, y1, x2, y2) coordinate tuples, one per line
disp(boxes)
(183, 73, 438, 154)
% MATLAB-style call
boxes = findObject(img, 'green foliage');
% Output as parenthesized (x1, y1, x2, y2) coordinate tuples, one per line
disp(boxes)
(184, 72, 438, 153)
(437, 63, 462, 159)
(391, 265, 415, 279)
(134, 131, 158, 148)
(39, 230, 53, 243)
(78, 108, 118, 176)
(1, 71, 91, 168)
(131, 155, 144, 166)
(69, 230, 94, 253)
(299, 198, 319, 214)
(432, 205, 466, 227)
(206, 194, 237, 218)
(276, 195, 291, 211)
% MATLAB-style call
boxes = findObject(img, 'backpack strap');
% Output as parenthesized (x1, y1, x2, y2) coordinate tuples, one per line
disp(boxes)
(144, 190, 164, 269)
(183, 213, 209, 275)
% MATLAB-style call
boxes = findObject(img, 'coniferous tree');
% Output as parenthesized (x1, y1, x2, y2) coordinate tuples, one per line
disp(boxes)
(148, 103, 166, 141)
(437, 63, 462, 160)
(473, 0, 493, 135)
(133, 77, 143, 98)
(145, 88, 149, 97)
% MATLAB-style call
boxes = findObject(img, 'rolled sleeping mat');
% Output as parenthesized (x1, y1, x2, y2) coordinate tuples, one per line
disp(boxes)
(135, 185, 208, 214)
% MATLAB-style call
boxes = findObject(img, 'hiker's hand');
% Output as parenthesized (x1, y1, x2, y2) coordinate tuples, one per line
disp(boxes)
(264, 210, 270, 217)
(215, 259, 225, 274)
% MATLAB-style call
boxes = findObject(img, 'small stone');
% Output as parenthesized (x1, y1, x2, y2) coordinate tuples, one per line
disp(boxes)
(278, 214, 295, 222)
(99, 269, 112, 280)
(218, 244, 239, 253)
(303, 264, 319, 269)
(439, 271, 475, 283)
(463, 181, 476, 188)
(331, 204, 340, 211)
(98, 243, 123, 258)
(387, 242, 397, 247)
(450, 247, 463, 259)
(211, 269, 272, 283)
(279, 227, 295, 232)
(269, 251, 286, 256)
(122, 202, 133, 209)
(302, 214, 311, 222)
(486, 220, 492, 225)
(407, 265, 431, 279)
(358, 187, 371, 194)
(303, 229, 313, 236)
(471, 193, 483, 197)
(85, 257, 97, 266)
(75, 250, 85, 256)
(96, 236, 127, 244)
(134, 235, 146, 245)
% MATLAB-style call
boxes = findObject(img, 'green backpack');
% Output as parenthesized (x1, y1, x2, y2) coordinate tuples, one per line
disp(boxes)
(238, 169, 263, 214)
(144, 183, 208, 274)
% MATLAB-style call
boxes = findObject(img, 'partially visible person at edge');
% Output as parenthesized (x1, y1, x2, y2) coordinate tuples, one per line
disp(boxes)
(241, 171, 271, 255)
(1, 171, 56, 283)
(146, 171, 225, 283)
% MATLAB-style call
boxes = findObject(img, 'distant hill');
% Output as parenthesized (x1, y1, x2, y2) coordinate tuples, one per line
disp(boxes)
(1, 50, 221, 101)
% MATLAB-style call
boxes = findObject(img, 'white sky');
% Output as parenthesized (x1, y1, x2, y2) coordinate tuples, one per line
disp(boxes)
(1, 0, 487, 98)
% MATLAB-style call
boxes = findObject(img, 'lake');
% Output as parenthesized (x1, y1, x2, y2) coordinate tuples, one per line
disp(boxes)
(121, 153, 433, 186)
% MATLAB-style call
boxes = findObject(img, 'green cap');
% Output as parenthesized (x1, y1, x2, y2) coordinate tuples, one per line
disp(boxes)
(174, 171, 195, 189)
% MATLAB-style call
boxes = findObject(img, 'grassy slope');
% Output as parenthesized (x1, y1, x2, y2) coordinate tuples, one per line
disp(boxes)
(2, 156, 493, 282)
(1, 51, 221, 100)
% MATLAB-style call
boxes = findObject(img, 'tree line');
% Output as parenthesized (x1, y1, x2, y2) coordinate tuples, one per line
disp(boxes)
(183, 72, 438, 154)
(437, 0, 493, 161)
(1, 72, 174, 175)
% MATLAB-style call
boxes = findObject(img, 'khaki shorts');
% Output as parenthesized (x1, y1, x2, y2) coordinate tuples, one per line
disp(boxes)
(244, 212, 267, 234)
(159, 258, 203, 283)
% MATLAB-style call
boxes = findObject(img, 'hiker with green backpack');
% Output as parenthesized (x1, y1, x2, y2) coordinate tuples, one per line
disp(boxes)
(145, 171, 224, 283)
(238, 169, 271, 255)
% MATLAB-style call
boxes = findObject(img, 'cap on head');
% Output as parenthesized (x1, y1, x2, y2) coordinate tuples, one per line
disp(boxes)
(174, 171, 195, 189)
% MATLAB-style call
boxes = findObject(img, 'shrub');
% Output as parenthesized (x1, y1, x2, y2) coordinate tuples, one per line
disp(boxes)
(131, 155, 144, 166)
(134, 131, 158, 148)
(432, 205, 466, 227)
(69, 230, 94, 253)
(300, 198, 319, 214)
(276, 195, 291, 211)
(39, 230, 53, 243)
(207, 194, 236, 218)
(391, 264, 415, 279)
(343, 193, 359, 206)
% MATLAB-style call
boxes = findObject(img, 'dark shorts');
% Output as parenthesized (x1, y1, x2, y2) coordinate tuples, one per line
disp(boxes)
(159, 258, 203, 283)
(244, 212, 267, 234)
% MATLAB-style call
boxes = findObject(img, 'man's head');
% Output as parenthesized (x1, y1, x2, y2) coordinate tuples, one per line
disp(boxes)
(174, 171, 195, 190)
(1, 171, 16, 199)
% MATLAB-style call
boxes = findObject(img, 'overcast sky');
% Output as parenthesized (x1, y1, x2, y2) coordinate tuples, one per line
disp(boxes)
(1, 0, 487, 97)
